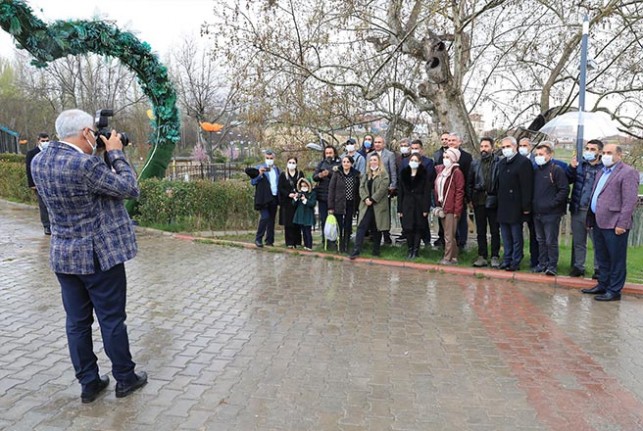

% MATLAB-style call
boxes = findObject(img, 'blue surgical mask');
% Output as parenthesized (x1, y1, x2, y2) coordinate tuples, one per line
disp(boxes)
(400, 146, 410, 155)
(601, 155, 614, 167)
(534, 155, 547, 166)
(502, 148, 515, 158)
(582, 151, 596, 162)
(409, 161, 420, 169)
(518, 147, 530, 156)
(40, 141, 50, 150)
(363, 140, 372, 149)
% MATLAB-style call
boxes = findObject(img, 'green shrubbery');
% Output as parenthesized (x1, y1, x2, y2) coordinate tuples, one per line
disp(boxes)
(137, 178, 256, 231)
(0, 155, 36, 204)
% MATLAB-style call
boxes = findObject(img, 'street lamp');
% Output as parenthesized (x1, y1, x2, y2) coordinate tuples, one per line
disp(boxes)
(575, 15, 590, 174)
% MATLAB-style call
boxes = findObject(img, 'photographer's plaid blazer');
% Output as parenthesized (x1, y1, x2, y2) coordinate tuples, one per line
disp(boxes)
(31, 141, 139, 275)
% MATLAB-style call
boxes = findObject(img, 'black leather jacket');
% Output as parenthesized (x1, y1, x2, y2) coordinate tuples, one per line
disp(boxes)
(467, 154, 499, 206)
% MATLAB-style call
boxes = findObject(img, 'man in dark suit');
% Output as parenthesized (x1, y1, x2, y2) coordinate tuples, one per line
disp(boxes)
(31, 109, 147, 403)
(496, 136, 534, 271)
(25, 132, 51, 235)
(582, 144, 639, 301)
(447, 133, 473, 251)
(251, 149, 281, 247)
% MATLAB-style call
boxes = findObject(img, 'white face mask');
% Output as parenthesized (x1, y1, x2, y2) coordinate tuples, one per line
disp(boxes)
(287, 162, 297, 170)
(400, 146, 410, 155)
(601, 154, 615, 167)
(518, 147, 530, 156)
(265, 159, 274, 167)
(443, 158, 453, 168)
(300, 187, 309, 192)
(345, 144, 355, 152)
(40, 141, 50, 150)
(502, 147, 515, 158)
(534, 155, 547, 166)
(370, 165, 378, 171)
(411, 149, 420, 154)
(86, 139, 97, 156)
(408, 161, 420, 169)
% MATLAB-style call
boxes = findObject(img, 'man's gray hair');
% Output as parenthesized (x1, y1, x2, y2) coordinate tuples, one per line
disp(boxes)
(502, 136, 517, 147)
(55, 109, 94, 139)
(519, 137, 532, 146)
(399, 138, 410, 146)
(449, 132, 461, 141)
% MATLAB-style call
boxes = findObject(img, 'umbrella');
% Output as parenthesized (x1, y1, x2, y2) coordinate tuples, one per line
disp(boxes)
(539, 111, 621, 141)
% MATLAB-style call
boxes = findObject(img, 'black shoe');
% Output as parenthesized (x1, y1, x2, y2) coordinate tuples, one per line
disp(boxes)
(595, 292, 621, 302)
(255, 240, 264, 248)
(44, 227, 51, 235)
(433, 239, 445, 248)
(569, 267, 585, 277)
(383, 235, 392, 245)
(581, 285, 606, 294)
(592, 272, 600, 280)
(545, 268, 557, 276)
(531, 265, 545, 273)
(505, 265, 519, 272)
(498, 262, 510, 270)
(349, 250, 360, 260)
(81, 375, 109, 404)
(115, 372, 148, 398)
(265, 243, 274, 247)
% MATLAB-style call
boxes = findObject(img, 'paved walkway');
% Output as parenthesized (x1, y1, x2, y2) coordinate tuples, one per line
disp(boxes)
(2, 199, 643, 431)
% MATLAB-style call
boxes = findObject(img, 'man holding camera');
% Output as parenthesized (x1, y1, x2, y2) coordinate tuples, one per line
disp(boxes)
(30, 109, 147, 403)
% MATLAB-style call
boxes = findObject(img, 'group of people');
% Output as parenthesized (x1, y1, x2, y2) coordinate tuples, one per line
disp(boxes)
(250, 132, 640, 301)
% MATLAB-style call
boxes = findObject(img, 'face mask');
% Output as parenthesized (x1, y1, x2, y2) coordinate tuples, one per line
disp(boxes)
(502, 147, 515, 158)
(86, 139, 97, 156)
(265, 159, 274, 167)
(40, 141, 50, 150)
(287, 162, 296, 170)
(411, 149, 419, 154)
(345, 144, 355, 152)
(408, 161, 420, 169)
(602, 155, 614, 167)
(363, 141, 372, 149)
(518, 147, 530, 156)
(582, 152, 596, 162)
(443, 158, 453, 168)
(300, 187, 309, 192)
(400, 146, 410, 155)
(534, 155, 547, 166)
(370, 165, 378, 171)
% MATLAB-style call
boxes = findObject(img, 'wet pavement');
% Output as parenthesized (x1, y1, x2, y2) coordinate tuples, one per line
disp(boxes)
(2, 199, 643, 431)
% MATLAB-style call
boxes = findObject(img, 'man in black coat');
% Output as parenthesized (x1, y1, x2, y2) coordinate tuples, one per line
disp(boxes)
(250, 149, 281, 247)
(25, 132, 51, 235)
(497, 136, 534, 271)
(531, 141, 569, 276)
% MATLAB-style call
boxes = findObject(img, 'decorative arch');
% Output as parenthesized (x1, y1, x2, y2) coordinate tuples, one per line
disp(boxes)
(0, 0, 180, 195)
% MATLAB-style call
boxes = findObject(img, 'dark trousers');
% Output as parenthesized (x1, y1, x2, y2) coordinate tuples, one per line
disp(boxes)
(335, 200, 355, 252)
(525, 214, 539, 268)
(55, 262, 136, 386)
(318, 199, 328, 237)
(256, 197, 278, 245)
(456, 206, 468, 248)
(284, 224, 302, 247)
(499, 222, 524, 267)
(354, 207, 382, 255)
(301, 225, 313, 249)
(594, 227, 629, 294)
(36, 190, 50, 229)
(473, 205, 500, 259)
(533, 213, 562, 271)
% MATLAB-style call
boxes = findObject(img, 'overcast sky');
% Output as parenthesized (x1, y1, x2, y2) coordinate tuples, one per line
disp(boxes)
(0, 0, 216, 58)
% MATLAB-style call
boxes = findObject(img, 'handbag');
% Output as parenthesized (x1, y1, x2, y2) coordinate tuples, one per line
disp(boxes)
(485, 194, 498, 209)
(433, 174, 454, 219)
(324, 214, 339, 250)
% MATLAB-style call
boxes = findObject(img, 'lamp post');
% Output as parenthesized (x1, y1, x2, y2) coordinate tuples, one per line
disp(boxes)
(575, 15, 590, 174)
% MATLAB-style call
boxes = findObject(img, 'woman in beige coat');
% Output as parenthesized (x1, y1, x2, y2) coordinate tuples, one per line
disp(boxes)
(350, 153, 390, 259)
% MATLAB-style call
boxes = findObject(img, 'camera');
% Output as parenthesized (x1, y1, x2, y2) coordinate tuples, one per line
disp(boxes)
(94, 109, 130, 147)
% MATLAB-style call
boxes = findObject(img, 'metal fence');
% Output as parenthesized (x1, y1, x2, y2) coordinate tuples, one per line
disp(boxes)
(165, 163, 246, 181)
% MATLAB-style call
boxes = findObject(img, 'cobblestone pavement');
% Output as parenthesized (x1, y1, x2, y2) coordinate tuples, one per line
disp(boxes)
(2, 199, 643, 431)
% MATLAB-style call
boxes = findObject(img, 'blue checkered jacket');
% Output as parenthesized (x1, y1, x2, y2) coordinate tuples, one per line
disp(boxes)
(31, 141, 139, 274)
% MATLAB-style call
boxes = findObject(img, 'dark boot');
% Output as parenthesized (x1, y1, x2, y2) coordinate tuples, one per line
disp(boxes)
(407, 242, 415, 259)
(411, 233, 421, 259)
(372, 231, 382, 257)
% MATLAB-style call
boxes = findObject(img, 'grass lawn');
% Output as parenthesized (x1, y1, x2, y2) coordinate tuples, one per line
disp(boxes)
(212, 230, 643, 284)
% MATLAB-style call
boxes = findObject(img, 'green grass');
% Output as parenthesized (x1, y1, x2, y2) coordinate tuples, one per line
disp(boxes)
(207, 230, 643, 284)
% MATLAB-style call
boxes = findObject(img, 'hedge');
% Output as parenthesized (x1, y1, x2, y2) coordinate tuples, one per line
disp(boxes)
(0, 156, 36, 204)
(0, 155, 256, 231)
(137, 178, 256, 231)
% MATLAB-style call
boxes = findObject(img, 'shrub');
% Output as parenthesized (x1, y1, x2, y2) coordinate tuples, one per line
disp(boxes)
(137, 178, 256, 231)
(0, 157, 36, 204)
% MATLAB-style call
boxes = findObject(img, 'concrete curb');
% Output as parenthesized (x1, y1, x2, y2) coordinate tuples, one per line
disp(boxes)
(169, 232, 643, 297)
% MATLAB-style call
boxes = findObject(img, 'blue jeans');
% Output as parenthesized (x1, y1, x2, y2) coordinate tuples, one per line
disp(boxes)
(56, 262, 137, 385)
(499, 222, 523, 267)
(594, 227, 629, 294)
(533, 213, 562, 271)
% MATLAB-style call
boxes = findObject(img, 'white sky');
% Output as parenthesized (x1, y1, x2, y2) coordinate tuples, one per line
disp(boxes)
(0, 0, 215, 58)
